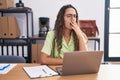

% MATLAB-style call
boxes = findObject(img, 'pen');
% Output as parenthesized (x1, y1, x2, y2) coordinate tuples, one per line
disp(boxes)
(0, 64, 10, 70)
(42, 69, 47, 74)
(42, 69, 52, 75)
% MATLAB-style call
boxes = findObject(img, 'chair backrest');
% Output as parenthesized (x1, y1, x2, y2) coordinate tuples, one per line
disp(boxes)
(0, 56, 26, 63)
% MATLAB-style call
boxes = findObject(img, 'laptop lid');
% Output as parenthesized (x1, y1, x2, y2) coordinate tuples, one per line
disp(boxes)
(57, 51, 103, 76)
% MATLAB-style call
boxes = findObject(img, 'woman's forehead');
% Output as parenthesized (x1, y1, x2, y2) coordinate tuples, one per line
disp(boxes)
(65, 8, 76, 14)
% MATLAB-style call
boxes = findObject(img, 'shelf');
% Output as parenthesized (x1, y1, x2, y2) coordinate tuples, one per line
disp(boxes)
(30, 35, 46, 44)
(0, 38, 30, 45)
(88, 37, 100, 50)
(30, 36, 100, 50)
(0, 7, 33, 63)
(0, 7, 34, 37)
(0, 7, 32, 13)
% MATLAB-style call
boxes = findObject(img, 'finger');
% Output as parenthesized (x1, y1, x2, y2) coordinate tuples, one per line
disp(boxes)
(71, 21, 76, 26)
(70, 22, 74, 26)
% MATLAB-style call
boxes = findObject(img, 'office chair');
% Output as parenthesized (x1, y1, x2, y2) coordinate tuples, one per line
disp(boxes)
(0, 56, 26, 63)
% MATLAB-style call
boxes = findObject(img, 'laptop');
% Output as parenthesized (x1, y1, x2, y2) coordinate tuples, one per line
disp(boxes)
(56, 51, 103, 76)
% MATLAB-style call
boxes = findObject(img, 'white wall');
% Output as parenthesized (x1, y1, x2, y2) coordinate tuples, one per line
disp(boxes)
(14, 0, 105, 50)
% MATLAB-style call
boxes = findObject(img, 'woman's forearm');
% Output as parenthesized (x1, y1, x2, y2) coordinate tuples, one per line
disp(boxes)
(79, 37, 88, 51)
(78, 31, 88, 51)
(40, 53, 63, 65)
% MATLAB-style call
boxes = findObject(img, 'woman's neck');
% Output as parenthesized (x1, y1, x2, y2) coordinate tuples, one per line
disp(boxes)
(63, 29, 72, 45)
(64, 29, 71, 37)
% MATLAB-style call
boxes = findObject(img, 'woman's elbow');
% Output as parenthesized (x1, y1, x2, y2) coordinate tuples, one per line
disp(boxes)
(40, 58, 47, 65)
(39, 53, 48, 65)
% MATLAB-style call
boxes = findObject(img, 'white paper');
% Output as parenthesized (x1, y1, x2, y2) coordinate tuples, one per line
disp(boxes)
(23, 65, 58, 78)
(8, 46, 12, 55)
(23, 46, 28, 57)
(0, 64, 17, 74)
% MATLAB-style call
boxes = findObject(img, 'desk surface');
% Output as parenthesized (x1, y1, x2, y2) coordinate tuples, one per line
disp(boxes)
(0, 64, 120, 80)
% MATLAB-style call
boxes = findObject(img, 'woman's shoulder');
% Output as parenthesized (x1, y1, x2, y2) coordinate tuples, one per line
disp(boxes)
(46, 30, 55, 39)
(44, 30, 55, 43)
(47, 30, 55, 35)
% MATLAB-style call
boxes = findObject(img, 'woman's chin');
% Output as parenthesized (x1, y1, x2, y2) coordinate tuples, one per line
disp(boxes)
(69, 27, 73, 30)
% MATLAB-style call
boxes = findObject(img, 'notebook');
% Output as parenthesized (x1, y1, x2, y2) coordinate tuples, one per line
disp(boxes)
(23, 65, 58, 78)
(56, 51, 103, 76)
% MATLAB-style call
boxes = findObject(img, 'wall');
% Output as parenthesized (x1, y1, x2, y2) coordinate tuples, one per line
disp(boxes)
(13, 0, 105, 50)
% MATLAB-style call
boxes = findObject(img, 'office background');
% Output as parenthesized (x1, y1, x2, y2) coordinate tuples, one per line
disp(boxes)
(12, 0, 105, 51)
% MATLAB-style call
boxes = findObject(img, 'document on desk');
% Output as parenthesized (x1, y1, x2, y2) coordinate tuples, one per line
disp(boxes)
(23, 65, 58, 78)
(0, 64, 17, 74)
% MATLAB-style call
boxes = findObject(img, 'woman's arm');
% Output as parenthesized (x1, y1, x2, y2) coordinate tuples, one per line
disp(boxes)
(40, 52, 63, 65)
(77, 31, 88, 51)
(71, 21, 88, 51)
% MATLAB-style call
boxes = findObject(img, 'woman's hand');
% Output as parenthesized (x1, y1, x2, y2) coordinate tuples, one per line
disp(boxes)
(70, 20, 82, 38)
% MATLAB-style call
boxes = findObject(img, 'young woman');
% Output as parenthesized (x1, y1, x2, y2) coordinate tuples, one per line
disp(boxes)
(40, 4, 88, 65)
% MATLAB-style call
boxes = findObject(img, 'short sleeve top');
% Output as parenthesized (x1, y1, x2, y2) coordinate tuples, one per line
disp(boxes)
(41, 30, 75, 58)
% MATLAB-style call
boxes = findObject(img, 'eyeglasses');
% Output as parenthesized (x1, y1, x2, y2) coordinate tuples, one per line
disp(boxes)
(65, 14, 77, 18)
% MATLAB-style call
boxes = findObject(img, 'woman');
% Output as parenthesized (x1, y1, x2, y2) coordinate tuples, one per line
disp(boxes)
(40, 4, 88, 65)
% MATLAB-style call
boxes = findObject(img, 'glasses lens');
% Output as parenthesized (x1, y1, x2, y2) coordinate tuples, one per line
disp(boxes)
(66, 14, 77, 18)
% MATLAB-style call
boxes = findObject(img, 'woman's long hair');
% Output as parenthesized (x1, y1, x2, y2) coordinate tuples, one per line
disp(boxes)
(52, 4, 79, 56)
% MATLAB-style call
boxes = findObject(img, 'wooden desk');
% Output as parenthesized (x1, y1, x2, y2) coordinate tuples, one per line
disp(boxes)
(1, 64, 120, 80)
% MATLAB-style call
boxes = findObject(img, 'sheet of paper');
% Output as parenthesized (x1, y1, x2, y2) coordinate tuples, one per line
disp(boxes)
(23, 65, 58, 78)
(0, 64, 17, 74)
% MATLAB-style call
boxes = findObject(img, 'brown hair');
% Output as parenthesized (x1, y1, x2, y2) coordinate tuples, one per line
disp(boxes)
(52, 4, 79, 56)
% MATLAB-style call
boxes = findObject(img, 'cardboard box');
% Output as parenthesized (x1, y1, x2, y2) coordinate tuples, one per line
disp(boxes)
(32, 44, 38, 63)
(0, 0, 14, 9)
(0, 17, 8, 38)
(37, 44, 44, 63)
(32, 44, 44, 63)
(8, 16, 20, 38)
(0, 18, 2, 38)
(0, 16, 20, 38)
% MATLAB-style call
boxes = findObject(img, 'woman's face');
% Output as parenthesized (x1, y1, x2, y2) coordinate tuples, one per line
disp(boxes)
(64, 8, 77, 30)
